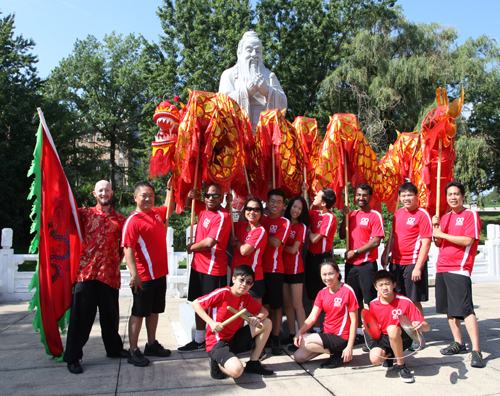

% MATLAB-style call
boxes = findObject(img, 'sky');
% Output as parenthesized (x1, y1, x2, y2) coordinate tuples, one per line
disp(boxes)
(2, 0, 500, 79)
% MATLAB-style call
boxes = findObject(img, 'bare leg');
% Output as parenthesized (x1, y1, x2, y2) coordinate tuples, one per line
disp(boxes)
(294, 333, 329, 363)
(448, 316, 463, 344)
(283, 283, 296, 334)
(250, 318, 272, 360)
(464, 314, 480, 351)
(387, 325, 405, 366)
(369, 346, 388, 365)
(128, 315, 143, 351)
(195, 312, 206, 331)
(271, 308, 283, 337)
(291, 283, 306, 330)
(219, 356, 244, 378)
(145, 313, 159, 346)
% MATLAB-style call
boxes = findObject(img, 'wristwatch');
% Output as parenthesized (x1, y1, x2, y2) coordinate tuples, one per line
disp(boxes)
(354, 249, 358, 255)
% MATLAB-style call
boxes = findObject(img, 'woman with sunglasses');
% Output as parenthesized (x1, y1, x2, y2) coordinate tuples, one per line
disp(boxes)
(294, 258, 358, 369)
(281, 196, 310, 351)
(230, 198, 267, 303)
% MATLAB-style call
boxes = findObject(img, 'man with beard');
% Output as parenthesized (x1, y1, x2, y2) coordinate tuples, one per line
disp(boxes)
(64, 180, 128, 374)
(339, 183, 385, 342)
(178, 184, 232, 352)
(219, 31, 287, 132)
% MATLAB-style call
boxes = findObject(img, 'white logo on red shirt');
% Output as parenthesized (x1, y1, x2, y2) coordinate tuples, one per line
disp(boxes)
(334, 297, 342, 307)
(456, 218, 464, 226)
(239, 302, 244, 310)
(269, 225, 278, 233)
(406, 217, 416, 225)
(360, 218, 369, 226)
(155, 214, 162, 222)
(290, 230, 296, 239)
(392, 308, 402, 319)
(203, 218, 211, 228)
(244, 235, 250, 242)
(317, 220, 322, 228)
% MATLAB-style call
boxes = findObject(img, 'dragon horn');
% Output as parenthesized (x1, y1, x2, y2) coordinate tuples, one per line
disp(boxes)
(447, 88, 465, 119)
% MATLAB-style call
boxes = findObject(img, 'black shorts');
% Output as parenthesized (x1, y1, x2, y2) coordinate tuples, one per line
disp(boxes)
(208, 326, 254, 367)
(318, 333, 348, 355)
(131, 276, 166, 317)
(375, 331, 412, 356)
(305, 251, 332, 300)
(345, 261, 378, 305)
(248, 279, 265, 300)
(284, 272, 305, 284)
(188, 268, 227, 302)
(435, 272, 475, 319)
(389, 262, 429, 302)
(262, 272, 284, 309)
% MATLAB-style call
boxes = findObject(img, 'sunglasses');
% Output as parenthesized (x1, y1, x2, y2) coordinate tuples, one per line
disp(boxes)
(245, 207, 262, 213)
(236, 277, 254, 286)
(204, 193, 221, 199)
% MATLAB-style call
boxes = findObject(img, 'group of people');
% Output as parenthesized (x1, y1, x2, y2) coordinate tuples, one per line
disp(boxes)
(63, 177, 485, 385)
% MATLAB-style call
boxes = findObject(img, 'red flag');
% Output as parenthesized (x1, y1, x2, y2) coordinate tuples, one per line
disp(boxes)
(29, 109, 82, 357)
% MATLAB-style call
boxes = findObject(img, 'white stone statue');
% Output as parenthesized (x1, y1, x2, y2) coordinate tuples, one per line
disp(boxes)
(219, 31, 287, 132)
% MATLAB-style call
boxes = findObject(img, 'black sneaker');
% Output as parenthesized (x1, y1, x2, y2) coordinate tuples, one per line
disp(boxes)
(144, 340, 171, 357)
(320, 354, 343, 368)
(381, 359, 394, 371)
(244, 360, 274, 375)
(67, 361, 83, 374)
(178, 340, 206, 353)
(362, 338, 376, 353)
(470, 350, 486, 368)
(354, 334, 364, 346)
(288, 343, 298, 352)
(440, 341, 467, 355)
(397, 365, 414, 383)
(127, 348, 150, 367)
(281, 335, 295, 345)
(271, 336, 283, 355)
(209, 358, 227, 380)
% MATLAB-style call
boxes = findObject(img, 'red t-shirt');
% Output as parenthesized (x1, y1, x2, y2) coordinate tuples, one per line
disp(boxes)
(121, 206, 168, 281)
(283, 222, 307, 275)
(260, 215, 291, 273)
(347, 209, 385, 265)
(231, 222, 267, 281)
(192, 201, 231, 276)
(437, 208, 481, 275)
(308, 210, 337, 254)
(369, 293, 425, 335)
(197, 287, 263, 352)
(391, 207, 432, 265)
(314, 283, 359, 340)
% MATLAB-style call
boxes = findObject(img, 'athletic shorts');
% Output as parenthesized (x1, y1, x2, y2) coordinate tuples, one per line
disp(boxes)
(435, 272, 475, 319)
(131, 276, 166, 317)
(188, 268, 227, 302)
(262, 272, 284, 309)
(389, 262, 429, 302)
(305, 251, 332, 300)
(284, 272, 305, 284)
(345, 261, 378, 305)
(208, 326, 254, 367)
(318, 333, 348, 355)
(248, 279, 265, 300)
(375, 331, 412, 356)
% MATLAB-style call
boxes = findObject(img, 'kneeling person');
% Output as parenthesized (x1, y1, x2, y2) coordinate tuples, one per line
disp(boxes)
(192, 265, 274, 380)
(294, 258, 358, 369)
(368, 270, 430, 383)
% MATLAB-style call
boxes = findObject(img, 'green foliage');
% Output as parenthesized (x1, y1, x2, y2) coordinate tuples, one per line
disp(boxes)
(0, 12, 42, 248)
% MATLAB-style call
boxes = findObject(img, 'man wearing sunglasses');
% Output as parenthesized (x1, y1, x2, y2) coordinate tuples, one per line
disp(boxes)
(178, 184, 231, 352)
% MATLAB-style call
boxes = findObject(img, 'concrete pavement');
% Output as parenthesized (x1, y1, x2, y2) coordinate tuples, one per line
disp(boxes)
(0, 283, 499, 396)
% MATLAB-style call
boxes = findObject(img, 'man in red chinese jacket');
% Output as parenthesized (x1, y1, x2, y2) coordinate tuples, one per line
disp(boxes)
(64, 180, 128, 374)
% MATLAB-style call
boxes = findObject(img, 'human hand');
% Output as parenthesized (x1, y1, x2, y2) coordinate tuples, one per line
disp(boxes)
(411, 268, 422, 282)
(186, 243, 194, 254)
(129, 274, 143, 294)
(249, 316, 261, 328)
(345, 250, 355, 260)
(188, 189, 199, 199)
(433, 227, 444, 239)
(342, 206, 350, 215)
(230, 236, 238, 247)
(432, 215, 440, 227)
(342, 345, 354, 362)
(294, 332, 303, 348)
(210, 321, 224, 333)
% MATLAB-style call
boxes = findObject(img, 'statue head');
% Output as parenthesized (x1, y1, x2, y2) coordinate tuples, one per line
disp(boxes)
(237, 31, 263, 76)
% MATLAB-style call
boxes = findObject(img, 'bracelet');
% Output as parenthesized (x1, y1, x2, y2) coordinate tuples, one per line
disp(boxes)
(167, 187, 171, 191)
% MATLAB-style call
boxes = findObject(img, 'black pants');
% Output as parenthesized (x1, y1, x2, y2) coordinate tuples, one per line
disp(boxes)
(63, 280, 123, 363)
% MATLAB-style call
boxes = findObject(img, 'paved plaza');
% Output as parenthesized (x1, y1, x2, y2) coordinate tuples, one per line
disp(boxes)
(1, 282, 499, 396)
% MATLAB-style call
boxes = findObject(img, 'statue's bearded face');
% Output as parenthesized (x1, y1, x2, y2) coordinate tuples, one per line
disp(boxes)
(239, 38, 263, 74)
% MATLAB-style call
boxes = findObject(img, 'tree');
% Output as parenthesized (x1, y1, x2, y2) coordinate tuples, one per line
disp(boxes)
(0, 12, 42, 248)
(157, 0, 255, 98)
(255, 0, 397, 129)
(45, 33, 161, 192)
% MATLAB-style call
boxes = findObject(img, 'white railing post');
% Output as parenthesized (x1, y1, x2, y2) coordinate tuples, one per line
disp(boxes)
(1, 228, 14, 294)
(486, 224, 500, 277)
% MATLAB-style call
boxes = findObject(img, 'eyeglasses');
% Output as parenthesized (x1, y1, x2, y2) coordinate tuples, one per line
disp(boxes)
(245, 207, 261, 213)
(236, 277, 254, 286)
(204, 193, 221, 199)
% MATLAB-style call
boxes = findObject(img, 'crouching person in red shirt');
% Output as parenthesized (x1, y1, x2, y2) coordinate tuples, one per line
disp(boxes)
(192, 265, 274, 380)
